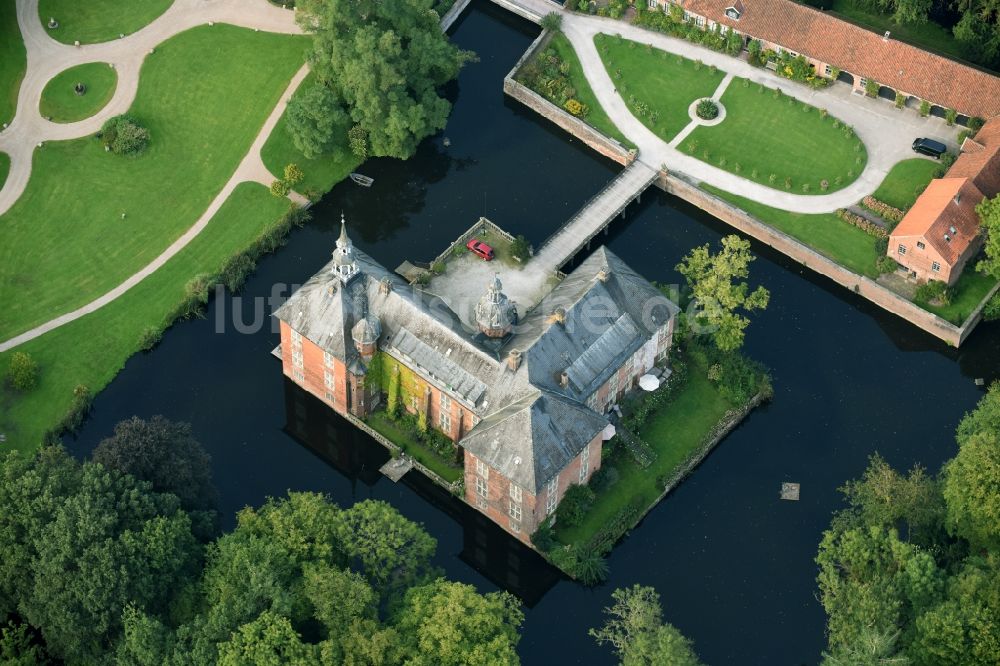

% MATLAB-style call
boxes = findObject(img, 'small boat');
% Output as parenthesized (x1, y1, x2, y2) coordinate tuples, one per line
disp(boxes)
(350, 173, 374, 187)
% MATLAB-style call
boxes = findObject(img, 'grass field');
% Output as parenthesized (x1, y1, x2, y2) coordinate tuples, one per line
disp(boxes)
(0, 25, 308, 342)
(872, 158, 939, 210)
(0, 152, 9, 190)
(260, 73, 361, 197)
(515, 33, 634, 149)
(0, 183, 292, 452)
(367, 411, 463, 483)
(703, 184, 880, 277)
(595, 33, 724, 142)
(555, 359, 733, 547)
(39, 62, 118, 123)
(1, 0, 26, 126)
(918, 270, 998, 325)
(687, 78, 867, 193)
(38, 0, 174, 44)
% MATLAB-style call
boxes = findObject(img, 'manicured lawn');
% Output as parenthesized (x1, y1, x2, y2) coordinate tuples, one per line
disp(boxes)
(703, 184, 880, 277)
(872, 158, 939, 210)
(549, 33, 633, 148)
(0, 152, 9, 189)
(0, 25, 308, 342)
(39, 62, 118, 123)
(687, 78, 867, 193)
(595, 33, 724, 142)
(366, 411, 463, 483)
(515, 33, 634, 149)
(38, 0, 174, 44)
(555, 361, 733, 547)
(0, 183, 292, 452)
(918, 270, 998, 325)
(260, 73, 361, 197)
(826, 0, 987, 71)
(1, 0, 26, 126)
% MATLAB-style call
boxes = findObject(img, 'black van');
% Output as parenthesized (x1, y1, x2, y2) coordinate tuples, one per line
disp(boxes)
(912, 138, 947, 159)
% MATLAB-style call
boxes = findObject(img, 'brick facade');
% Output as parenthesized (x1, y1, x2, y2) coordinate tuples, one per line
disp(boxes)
(464, 434, 603, 544)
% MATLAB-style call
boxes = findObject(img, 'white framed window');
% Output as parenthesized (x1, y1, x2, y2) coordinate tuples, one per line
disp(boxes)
(439, 393, 452, 431)
(932, 261, 941, 272)
(293, 370, 304, 382)
(323, 351, 334, 367)
(695, 15, 705, 27)
(476, 459, 489, 479)
(509, 501, 522, 522)
(546, 477, 558, 515)
(290, 329, 302, 344)
(824, 64, 832, 76)
(476, 476, 488, 498)
(292, 350, 304, 368)
(409, 396, 418, 411)
(324, 391, 334, 402)
(324, 370, 334, 389)
(579, 445, 590, 482)
(859, 77, 868, 88)
(609, 371, 620, 402)
(510, 520, 520, 534)
(917, 241, 926, 249)
(647, 0, 657, 8)
(897, 244, 907, 255)
(509, 483, 522, 502)
(477, 497, 487, 510)
(586, 392, 599, 411)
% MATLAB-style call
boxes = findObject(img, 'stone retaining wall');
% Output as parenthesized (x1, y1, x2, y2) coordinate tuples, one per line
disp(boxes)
(660, 173, 992, 347)
(503, 31, 636, 167)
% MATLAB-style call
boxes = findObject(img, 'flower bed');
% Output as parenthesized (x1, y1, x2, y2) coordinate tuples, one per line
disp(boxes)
(696, 98, 718, 120)
(836, 208, 888, 238)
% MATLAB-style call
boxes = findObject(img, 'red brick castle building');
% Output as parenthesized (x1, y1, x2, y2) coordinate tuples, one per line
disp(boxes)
(274, 218, 678, 543)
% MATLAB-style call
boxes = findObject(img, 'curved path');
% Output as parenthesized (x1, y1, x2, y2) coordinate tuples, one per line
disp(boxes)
(506, 0, 958, 214)
(0, 0, 307, 352)
(0, 0, 302, 214)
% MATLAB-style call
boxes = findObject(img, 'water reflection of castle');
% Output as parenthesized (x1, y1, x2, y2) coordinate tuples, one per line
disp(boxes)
(281, 377, 563, 607)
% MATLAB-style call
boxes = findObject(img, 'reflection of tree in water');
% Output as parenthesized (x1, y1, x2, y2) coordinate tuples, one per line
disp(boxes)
(309, 138, 475, 245)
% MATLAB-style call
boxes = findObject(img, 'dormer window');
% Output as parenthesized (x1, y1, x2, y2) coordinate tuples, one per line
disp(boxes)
(944, 234, 952, 243)
(725, 0, 743, 19)
(949, 225, 957, 234)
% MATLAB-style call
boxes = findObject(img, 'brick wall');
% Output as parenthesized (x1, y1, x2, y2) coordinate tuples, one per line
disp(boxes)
(503, 31, 636, 167)
(658, 174, 992, 346)
(464, 434, 603, 544)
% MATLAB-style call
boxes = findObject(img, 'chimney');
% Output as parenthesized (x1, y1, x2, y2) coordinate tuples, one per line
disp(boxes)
(506, 349, 523, 371)
(379, 277, 393, 296)
(548, 307, 566, 326)
(883, 30, 890, 41)
(596, 268, 610, 283)
(559, 371, 569, 388)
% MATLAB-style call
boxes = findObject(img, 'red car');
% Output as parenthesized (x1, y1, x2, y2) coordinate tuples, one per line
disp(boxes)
(466, 238, 495, 261)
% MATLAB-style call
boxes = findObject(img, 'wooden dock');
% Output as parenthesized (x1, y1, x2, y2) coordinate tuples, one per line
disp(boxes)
(533, 161, 658, 273)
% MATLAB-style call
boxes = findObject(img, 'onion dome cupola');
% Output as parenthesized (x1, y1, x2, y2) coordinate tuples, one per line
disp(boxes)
(475, 274, 518, 338)
(332, 214, 359, 283)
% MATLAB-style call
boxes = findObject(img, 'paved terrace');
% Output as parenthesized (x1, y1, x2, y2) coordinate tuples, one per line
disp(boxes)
(495, 0, 962, 214)
(534, 161, 658, 272)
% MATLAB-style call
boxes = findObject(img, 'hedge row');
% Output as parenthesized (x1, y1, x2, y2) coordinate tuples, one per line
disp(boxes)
(836, 208, 888, 238)
(861, 196, 905, 223)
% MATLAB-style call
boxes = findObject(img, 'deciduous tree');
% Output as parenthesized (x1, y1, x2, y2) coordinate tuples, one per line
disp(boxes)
(590, 585, 703, 665)
(675, 235, 770, 352)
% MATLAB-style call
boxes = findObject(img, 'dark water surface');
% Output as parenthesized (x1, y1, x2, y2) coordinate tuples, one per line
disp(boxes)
(64, 2, 1000, 663)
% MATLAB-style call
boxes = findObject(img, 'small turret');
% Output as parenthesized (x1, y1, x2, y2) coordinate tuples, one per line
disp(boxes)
(332, 214, 359, 283)
(474, 274, 517, 338)
(351, 314, 381, 360)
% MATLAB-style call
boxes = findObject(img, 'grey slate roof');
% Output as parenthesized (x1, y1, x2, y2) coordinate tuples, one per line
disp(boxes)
(273, 235, 678, 494)
(460, 389, 610, 492)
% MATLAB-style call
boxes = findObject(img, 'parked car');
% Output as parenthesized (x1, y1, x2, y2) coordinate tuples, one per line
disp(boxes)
(466, 238, 495, 261)
(912, 137, 947, 159)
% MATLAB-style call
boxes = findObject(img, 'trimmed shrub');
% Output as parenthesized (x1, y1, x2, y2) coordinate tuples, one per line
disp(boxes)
(876, 255, 899, 275)
(894, 91, 905, 108)
(864, 79, 879, 97)
(556, 483, 596, 528)
(283, 163, 304, 186)
(861, 196, 905, 223)
(835, 209, 888, 238)
(919, 100, 930, 117)
(540, 11, 562, 31)
(945, 108, 957, 126)
(695, 98, 719, 120)
(99, 114, 150, 155)
(270, 179, 290, 197)
(6, 351, 39, 391)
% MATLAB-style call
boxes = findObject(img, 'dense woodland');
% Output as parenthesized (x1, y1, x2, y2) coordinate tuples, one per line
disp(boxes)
(816, 384, 1000, 664)
(0, 417, 523, 665)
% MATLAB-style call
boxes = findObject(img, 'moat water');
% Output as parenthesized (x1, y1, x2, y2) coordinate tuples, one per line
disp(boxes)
(64, 2, 1000, 663)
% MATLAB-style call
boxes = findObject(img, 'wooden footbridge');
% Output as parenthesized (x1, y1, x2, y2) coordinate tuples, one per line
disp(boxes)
(534, 161, 659, 273)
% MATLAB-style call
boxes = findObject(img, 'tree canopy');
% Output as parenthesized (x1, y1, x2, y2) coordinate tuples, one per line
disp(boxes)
(0, 436, 523, 665)
(292, 0, 475, 160)
(816, 383, 1000, 665)
(675, 235, 770, 352)
(590, 585, 703, 666)
(976, 195, 1000, 281)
